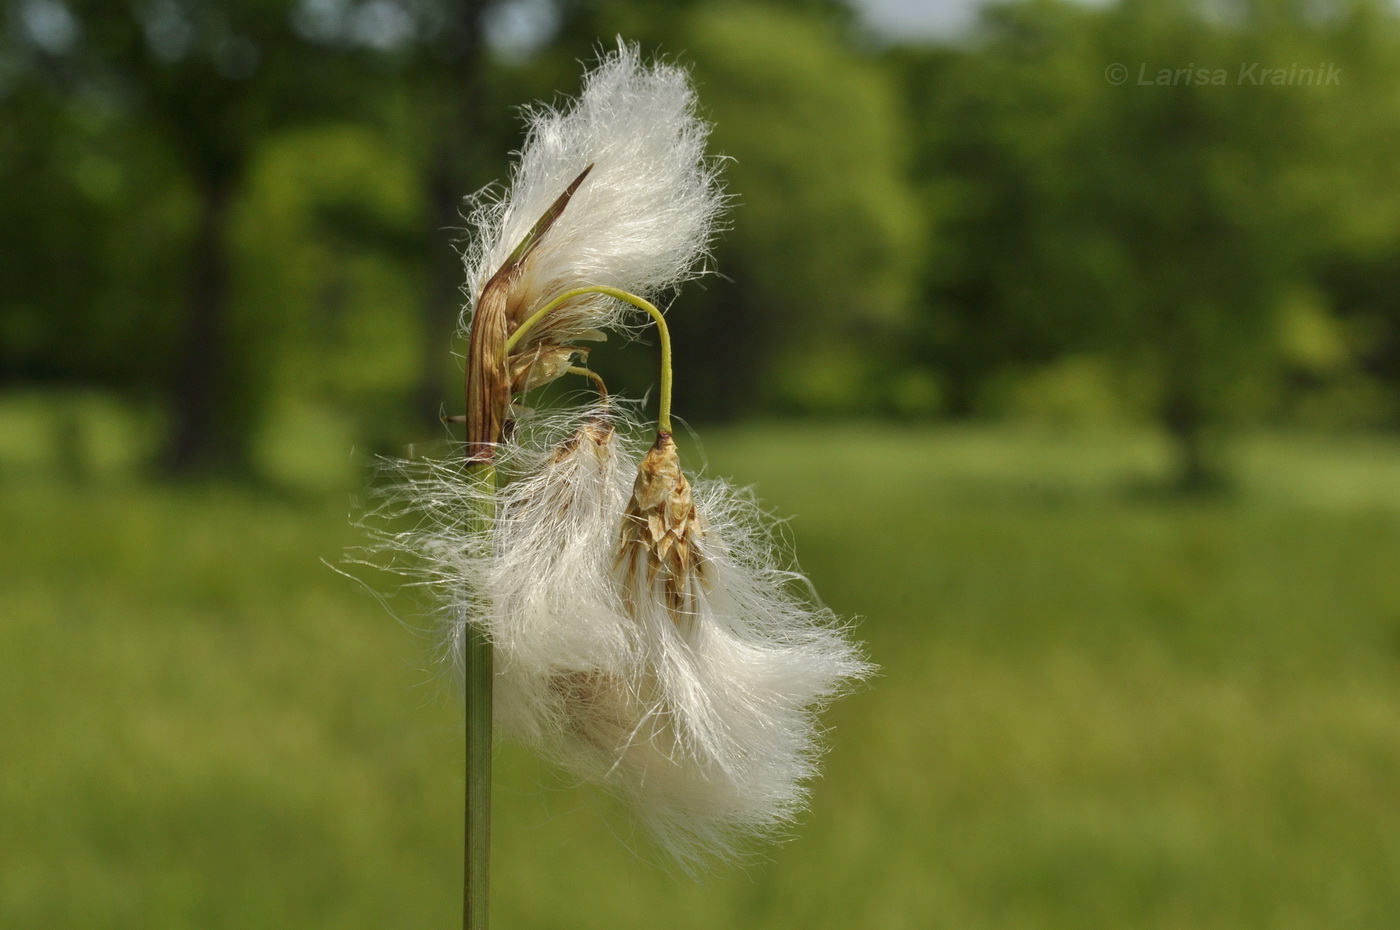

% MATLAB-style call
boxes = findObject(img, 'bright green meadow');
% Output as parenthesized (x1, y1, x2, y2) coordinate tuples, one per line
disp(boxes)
(4, 398, 1400, 928)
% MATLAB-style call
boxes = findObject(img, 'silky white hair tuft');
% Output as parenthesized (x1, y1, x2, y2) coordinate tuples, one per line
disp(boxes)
(461, 42, 725, 346)
(366, 406, 871, 868)
(606, 457, 873, 864)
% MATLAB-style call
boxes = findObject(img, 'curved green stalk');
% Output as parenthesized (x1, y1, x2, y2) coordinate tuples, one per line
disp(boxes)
(567, 364, 609, 401)
(506, 286, 673, 434)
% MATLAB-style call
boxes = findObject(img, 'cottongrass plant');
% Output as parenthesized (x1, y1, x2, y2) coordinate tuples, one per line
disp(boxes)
(371, 43, 871, 928)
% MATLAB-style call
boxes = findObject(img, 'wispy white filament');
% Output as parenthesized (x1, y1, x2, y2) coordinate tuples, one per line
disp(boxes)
(608, 461, 872, 863)
(462, 41, 724, 347)
(374, 408, 870, 866)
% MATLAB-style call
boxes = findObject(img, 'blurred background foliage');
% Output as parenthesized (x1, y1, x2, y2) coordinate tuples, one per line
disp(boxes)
(6, 0, 1400, 927)
(8, 0, 1400, 486)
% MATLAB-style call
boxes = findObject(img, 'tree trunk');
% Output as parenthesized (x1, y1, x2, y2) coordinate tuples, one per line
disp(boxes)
(162, 175, 239, 475)
(1160, 369, 1220, 493)
(419, 154, 472, 428)
(416, 0, 493, 430)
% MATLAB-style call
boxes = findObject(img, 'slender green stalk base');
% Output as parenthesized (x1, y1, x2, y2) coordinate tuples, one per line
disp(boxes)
(460, 283, 664, 929)
(463, 621, 492, 929)
(463, 463, 496, 930)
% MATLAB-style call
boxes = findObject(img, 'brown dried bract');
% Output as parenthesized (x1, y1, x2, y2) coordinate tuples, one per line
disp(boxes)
(508, 345, 586, 395)
(549, 417, 615, 465)
(463, 275, 513, 464)
(616, 432, 710, 622)
(461, 165, 594, 464)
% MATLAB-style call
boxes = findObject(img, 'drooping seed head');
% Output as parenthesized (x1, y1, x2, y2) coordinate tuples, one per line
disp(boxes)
(615, 431, 711, 621)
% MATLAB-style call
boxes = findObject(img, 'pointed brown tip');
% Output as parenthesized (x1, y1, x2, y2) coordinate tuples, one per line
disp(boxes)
(489, 164, 596, 288)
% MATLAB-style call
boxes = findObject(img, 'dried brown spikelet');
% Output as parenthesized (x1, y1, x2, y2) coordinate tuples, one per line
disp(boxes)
(616, 432, 711, 620)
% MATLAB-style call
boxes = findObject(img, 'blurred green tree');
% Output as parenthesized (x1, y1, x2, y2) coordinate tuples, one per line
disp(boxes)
(1300, 1, 1400, 425)
(895, 7, 1102, 418)
(677, 4, 922, 417)
(12, 0, 1400, 486)
(0, 51, 187, 398)
(0, 0, 400, 474)
(902, 0, 1362, 488)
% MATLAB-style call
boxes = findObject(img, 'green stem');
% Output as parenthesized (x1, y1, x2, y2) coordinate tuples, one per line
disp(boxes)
(463, 462, 495, 930)
(505, 286, 673, 434)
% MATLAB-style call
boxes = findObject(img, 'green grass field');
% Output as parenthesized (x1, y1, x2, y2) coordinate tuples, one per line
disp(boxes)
(5, 399, 1400, 928)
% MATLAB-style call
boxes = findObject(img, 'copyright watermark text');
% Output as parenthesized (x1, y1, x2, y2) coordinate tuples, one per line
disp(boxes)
(1104, 62, 1341, 86)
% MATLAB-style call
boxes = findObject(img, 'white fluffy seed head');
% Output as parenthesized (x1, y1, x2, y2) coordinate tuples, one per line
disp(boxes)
(462, 41, 725, 346)
(368, 406, 872, 868)
(607, 450, 874, 865)
(370, 44, 868, 870)
(361, 407, 627, 686)
(487, 412, 639, 747)
(472, 411, 873, 866)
